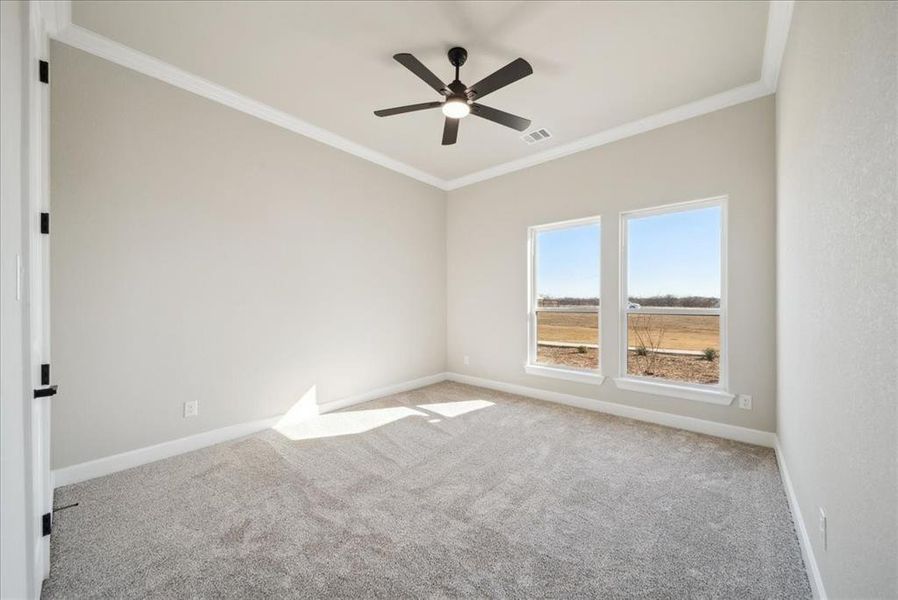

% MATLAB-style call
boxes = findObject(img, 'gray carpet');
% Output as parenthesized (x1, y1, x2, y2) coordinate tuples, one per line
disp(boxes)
(43, 382, 810, 599)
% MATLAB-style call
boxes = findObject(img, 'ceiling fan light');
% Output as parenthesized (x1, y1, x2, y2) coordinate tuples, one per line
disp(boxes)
(442, 98, 470, 119)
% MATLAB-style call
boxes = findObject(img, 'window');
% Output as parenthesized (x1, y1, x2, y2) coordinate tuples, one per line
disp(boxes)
(526, 217, 603, 384)
(618, 198, 731, 403)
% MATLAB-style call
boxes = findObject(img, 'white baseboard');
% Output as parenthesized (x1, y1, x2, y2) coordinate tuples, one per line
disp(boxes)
(52, 415, 281, 488)
(445, 371, 776, 447)
(51, 372, 447, 488)
(53, 370, 776, 488)
(316, 372, 448, 413)
(774, 438, 827, 599)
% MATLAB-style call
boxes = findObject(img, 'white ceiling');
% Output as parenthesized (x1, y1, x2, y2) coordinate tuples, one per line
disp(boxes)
(67, 1, 772, 185)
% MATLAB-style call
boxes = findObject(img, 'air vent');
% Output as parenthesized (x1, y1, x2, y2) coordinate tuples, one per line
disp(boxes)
(522, 128, 552, 144)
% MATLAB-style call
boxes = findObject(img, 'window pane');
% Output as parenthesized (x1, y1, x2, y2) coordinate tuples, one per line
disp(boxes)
(627, 206, 720, 308)
(624, 204, 722, 386)
(626, 313, 719, 384)
(537, 311, 599, 370)
(536, 223, 600, 308)
(532, 221, 600, 371)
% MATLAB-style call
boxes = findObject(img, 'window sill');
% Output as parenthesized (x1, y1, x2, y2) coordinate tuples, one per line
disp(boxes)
(525, 364, 605, 386)
(612, 377, 734, 406)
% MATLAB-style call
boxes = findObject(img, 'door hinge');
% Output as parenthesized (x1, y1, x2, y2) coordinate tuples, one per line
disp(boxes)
(42, 512, 52, 536)
(40, 212, 49, 234)
(41, 363, 50, 385)
(39, 60, 49, 84)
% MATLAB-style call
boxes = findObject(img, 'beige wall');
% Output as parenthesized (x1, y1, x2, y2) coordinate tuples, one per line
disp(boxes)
(776, 2, 897, 598)
(447, 96, 776, 431)
(50, 44, 447, 469)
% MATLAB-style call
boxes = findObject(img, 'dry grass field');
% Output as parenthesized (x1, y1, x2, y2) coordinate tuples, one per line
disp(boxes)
(537, 312, 719, 351)
(627, 351, 720, 384)
(537, 312, 599, 345)
(537, 346, 599, 370)
(536, 312, 720, 384)
(535, 345, 719, 385)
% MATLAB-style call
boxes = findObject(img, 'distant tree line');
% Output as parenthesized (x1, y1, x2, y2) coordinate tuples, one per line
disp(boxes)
(538, 295, 719, 308)
(631, 295, 720, 308)
(538, 296, 600, 307)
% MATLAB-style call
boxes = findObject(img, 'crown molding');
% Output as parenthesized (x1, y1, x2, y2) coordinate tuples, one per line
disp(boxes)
(51, 19, 447, 190)
(761, 0, 795, 91)
(444, 0, 794, 190)
(42, 0, 793, 193)
(443, 80, 772, 190)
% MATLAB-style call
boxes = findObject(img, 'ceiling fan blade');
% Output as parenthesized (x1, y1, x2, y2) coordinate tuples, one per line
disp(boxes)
(442, 117, 459, 145)
(470, 103, 531, 132)
(374, 101, 442, 117)
(393, 53, 449, 95)
(466, 58, 533, 100)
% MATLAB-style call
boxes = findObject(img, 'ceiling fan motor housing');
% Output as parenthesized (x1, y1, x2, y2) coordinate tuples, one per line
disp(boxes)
(448, 47, 468, 68)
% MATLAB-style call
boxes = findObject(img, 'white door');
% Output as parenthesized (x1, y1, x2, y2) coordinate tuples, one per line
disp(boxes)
(27, 0, 54, 583)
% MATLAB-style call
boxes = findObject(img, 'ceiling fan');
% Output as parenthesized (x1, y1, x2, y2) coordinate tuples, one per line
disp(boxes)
(374, 47, 533, 146)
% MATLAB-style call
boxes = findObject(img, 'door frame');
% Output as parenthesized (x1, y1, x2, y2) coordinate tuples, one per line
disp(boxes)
(26, 0, 57, 587)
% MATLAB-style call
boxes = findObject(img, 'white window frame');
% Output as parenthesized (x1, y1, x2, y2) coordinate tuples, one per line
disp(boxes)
(614, 196, 734, 405)
(525, 215, 604, 385)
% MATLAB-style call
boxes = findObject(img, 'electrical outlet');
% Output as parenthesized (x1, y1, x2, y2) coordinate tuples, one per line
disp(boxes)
(183, 400, 198, 418)
(463, 355, 470, 366)
(737, 394, 752, 410)
(818, 507, 827, 550)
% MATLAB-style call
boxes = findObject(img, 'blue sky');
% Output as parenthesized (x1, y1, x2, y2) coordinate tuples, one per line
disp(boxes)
(536, 206, 721, 299)
(537, 224, 600, 298)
